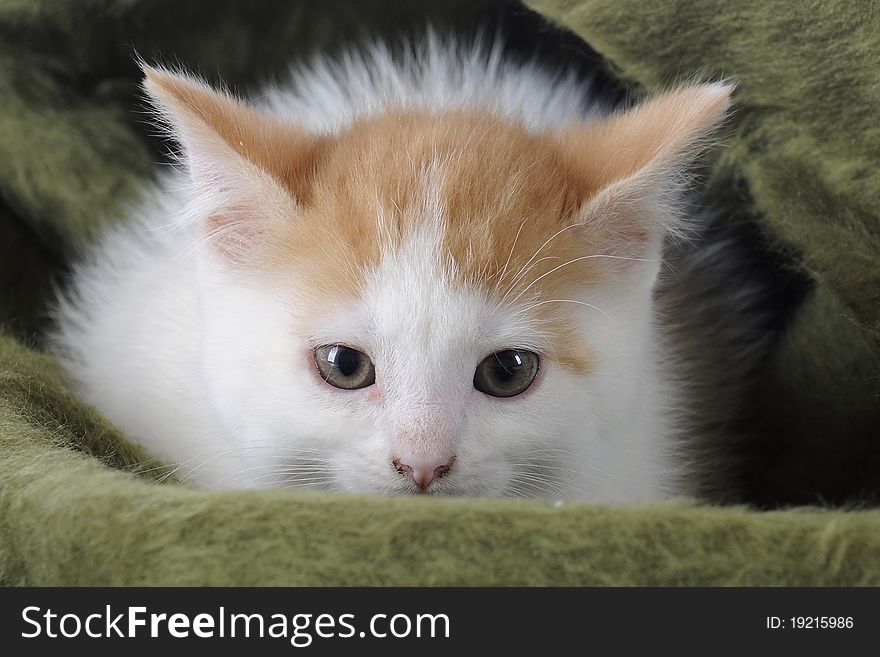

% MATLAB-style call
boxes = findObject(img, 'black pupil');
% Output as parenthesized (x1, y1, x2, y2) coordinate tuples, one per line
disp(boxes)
(330, 346, 360, 377)
(492, 351, 525, 382)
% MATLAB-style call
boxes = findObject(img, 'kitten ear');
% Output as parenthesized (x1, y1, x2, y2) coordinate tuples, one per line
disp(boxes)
(141, 64, 324, 261)
(560, 83, 734, 270)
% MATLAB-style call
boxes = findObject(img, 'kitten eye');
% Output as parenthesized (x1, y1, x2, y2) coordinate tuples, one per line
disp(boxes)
(473, 350, 540, 398)
(314, 345, 376, 390)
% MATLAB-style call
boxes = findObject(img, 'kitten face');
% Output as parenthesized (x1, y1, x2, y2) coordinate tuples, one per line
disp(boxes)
(141, 66, 731, 498)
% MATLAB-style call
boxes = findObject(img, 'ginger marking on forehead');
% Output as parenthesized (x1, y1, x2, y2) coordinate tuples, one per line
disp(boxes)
(266, 108, 605, 373)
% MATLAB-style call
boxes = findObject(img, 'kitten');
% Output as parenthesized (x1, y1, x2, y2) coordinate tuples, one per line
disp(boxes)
(51, 37, 745, 501)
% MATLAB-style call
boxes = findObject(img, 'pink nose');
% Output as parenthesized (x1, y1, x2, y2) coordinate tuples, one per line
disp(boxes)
(392, 454, 455, 490)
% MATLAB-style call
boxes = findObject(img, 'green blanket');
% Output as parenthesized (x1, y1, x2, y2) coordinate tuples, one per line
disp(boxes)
(1, 0, 878, 586)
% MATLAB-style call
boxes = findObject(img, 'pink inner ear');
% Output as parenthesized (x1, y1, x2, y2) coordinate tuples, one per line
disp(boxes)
(567, 177, 664, 268)
(204, 212, 269, 263)
(142, 66, 328, 267)
(579, 218, 662, 268)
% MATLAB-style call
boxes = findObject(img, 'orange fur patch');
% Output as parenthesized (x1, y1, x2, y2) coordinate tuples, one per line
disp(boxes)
(268, 110, 605, 372)
(145, 67, 731, 373)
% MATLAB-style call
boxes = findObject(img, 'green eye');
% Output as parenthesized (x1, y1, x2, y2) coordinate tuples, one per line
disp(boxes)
(473, 350, 540, 398)
(314, 345, 376, 390)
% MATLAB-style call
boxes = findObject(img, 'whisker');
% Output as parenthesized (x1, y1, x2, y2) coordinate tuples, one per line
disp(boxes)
(509, 471, 570, 492)
(494, 218, 529, 294)
(510, 255, 612, 305)
(500, 222, 585, 300)
(524, 298, 612, 320)
(504, 477, 562, 499)
(503, 256, 563, 296)
(155, 447, 247, 484)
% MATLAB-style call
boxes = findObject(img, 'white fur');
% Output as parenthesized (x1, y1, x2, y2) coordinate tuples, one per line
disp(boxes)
(263, 33, 603, 133)
(51, 37, 682, 501)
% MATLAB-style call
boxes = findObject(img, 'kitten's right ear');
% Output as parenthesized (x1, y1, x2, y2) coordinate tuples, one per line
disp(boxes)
(141, 64, 325, 261)
(556, 83, 734, 276)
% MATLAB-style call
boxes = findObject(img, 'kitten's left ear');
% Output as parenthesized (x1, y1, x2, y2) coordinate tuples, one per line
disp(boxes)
(141, 65, 325, 261)
(559, 82, 734, 272)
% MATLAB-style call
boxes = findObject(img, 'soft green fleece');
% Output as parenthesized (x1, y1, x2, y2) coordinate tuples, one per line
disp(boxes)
(1, 0, 878, 585)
